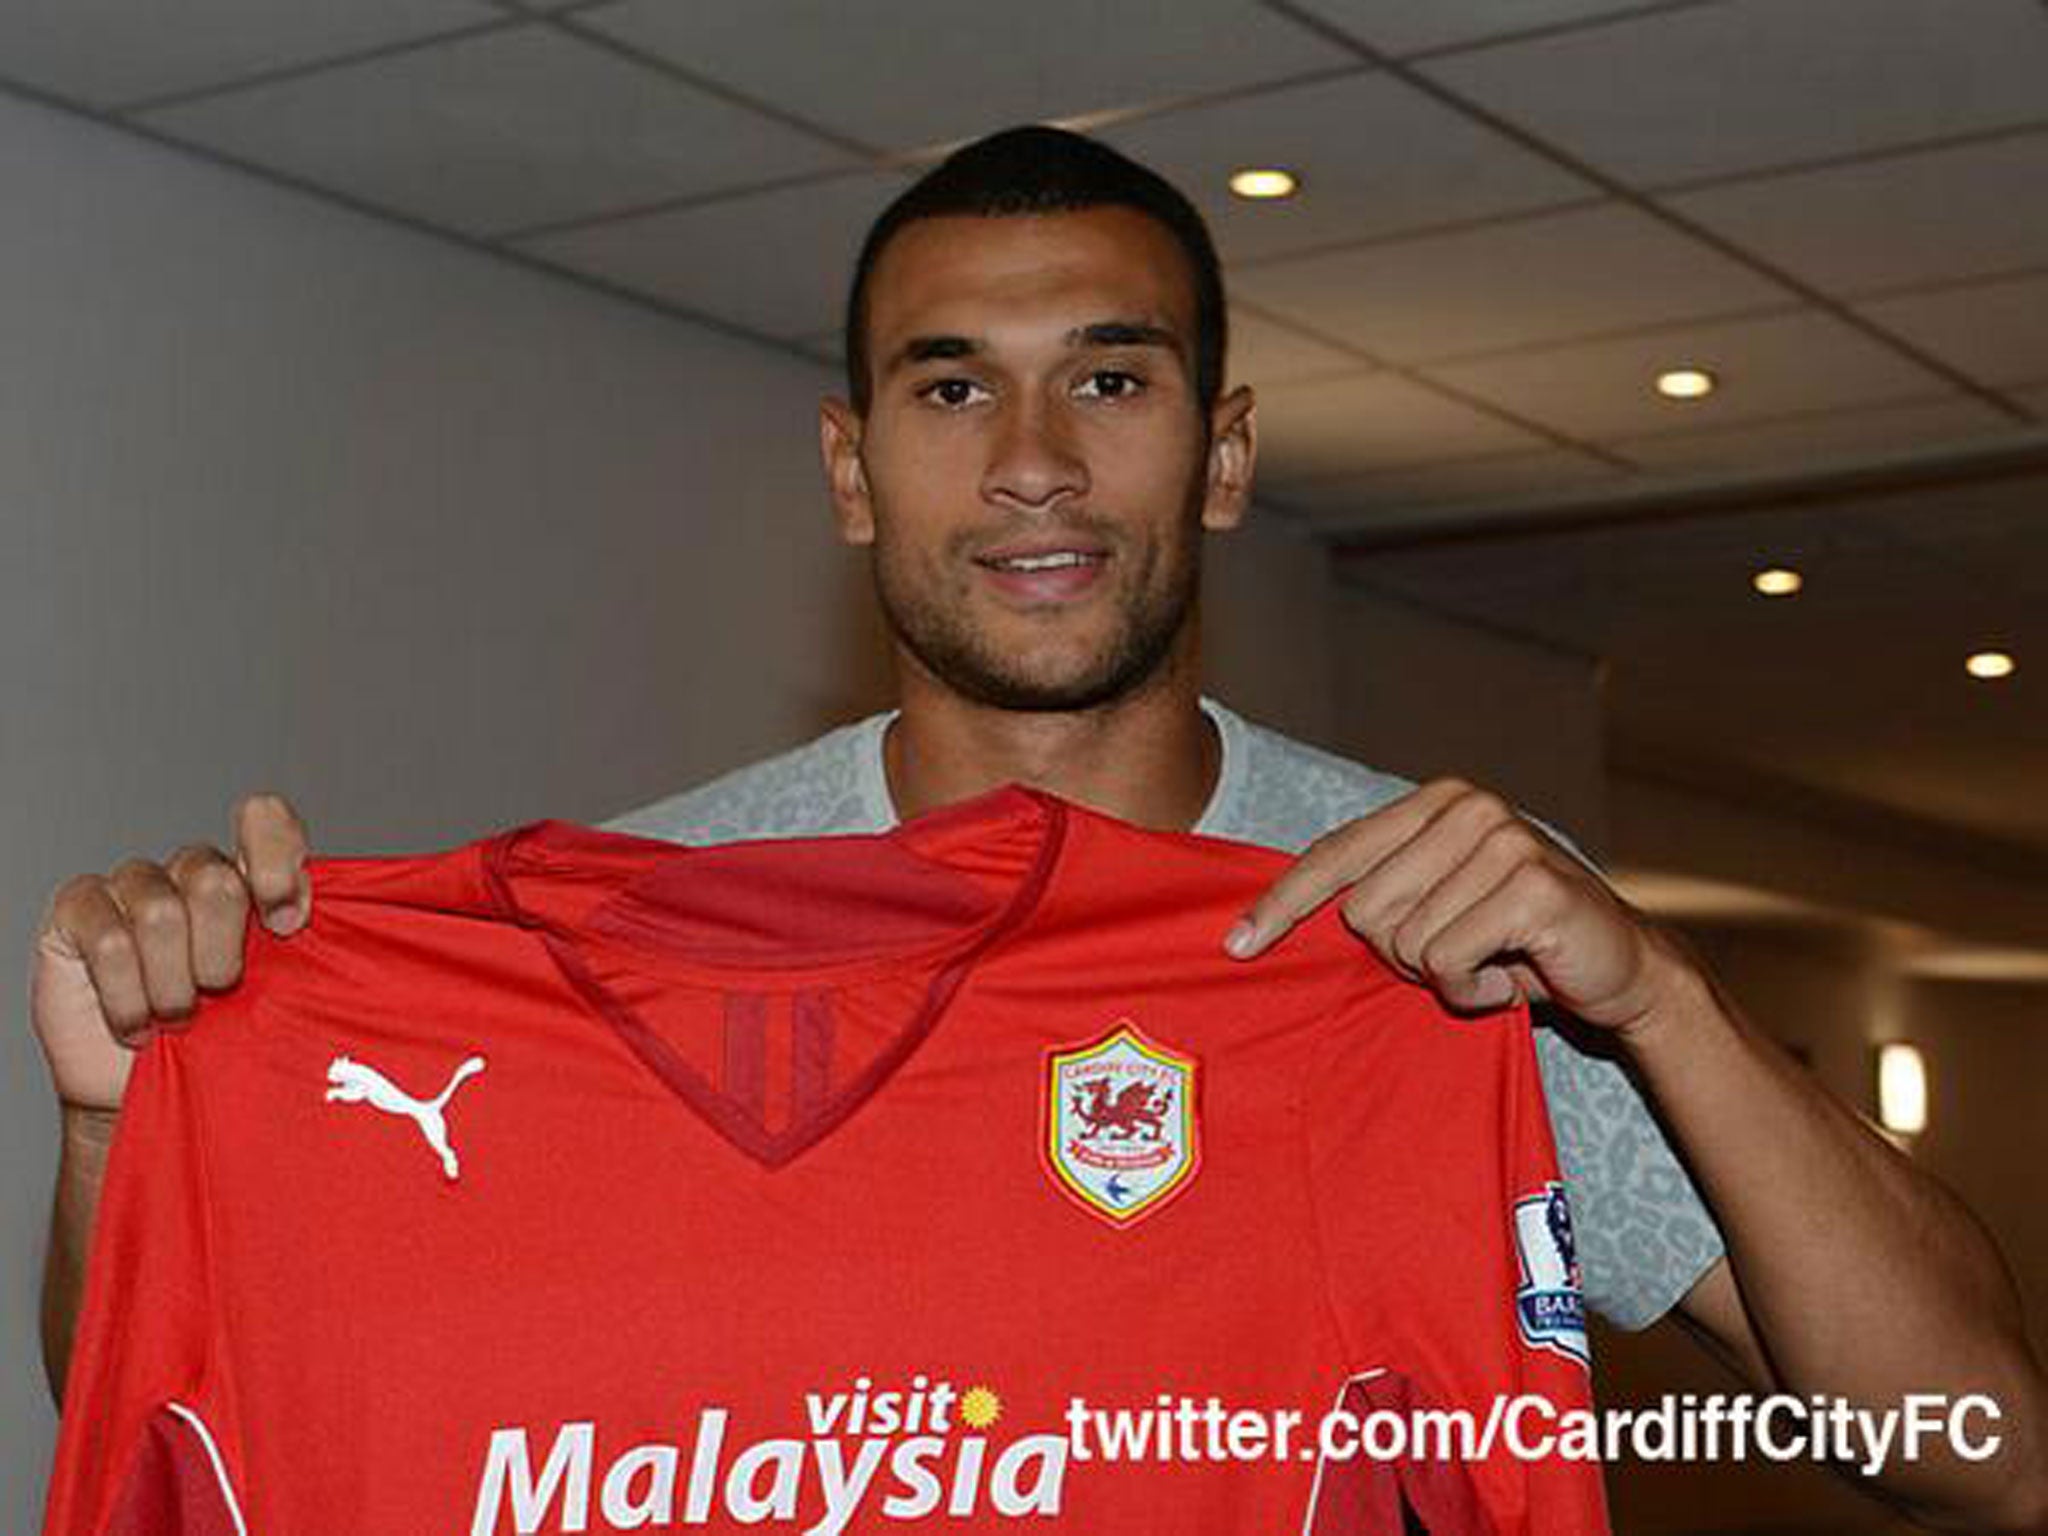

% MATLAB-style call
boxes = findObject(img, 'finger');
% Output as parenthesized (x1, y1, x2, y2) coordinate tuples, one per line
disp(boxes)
(44, 876, 157, 1044)
(1226, 780, 1476, 958)
(103, 860, 199, 1024)
(164, 843, 252, 990)
(1226, 831, 1370, 959)
(1419, 864, 1574, 1014)
(234, 793, 311, 935)
(1383, 818, 1549, 978)
(1333, 788, 1518, 972)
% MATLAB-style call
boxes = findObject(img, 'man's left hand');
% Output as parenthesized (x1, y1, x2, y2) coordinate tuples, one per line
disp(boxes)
(1225, 778, 1688, 1037)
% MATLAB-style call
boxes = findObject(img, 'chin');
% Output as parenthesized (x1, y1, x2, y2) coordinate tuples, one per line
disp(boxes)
(887, 582, 1191, 714)
(956, 648, 1161, 713)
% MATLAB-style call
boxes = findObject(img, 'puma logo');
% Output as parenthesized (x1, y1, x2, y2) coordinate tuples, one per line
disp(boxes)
(325, 1054, 486, 1180)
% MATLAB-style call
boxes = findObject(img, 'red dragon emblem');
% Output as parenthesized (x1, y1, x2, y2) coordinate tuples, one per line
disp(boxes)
(1069, 1076, 1170, 1141)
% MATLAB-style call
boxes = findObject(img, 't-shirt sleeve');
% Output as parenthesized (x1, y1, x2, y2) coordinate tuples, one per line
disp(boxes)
(1304, 972, 1609, 1535)
(42, 1039, 244, 1536)
(1529, 1011, 1724, 1329)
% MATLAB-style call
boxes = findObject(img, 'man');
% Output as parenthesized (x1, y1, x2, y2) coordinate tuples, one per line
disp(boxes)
(31, 127, 2047, 1527)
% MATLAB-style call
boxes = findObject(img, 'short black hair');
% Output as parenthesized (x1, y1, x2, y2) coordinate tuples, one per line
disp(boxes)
(844, 125, 1226, 416)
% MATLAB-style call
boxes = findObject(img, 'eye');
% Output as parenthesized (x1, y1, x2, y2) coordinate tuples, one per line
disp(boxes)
(916, 377, 989, 409)
(1075, 369, 1145, 401)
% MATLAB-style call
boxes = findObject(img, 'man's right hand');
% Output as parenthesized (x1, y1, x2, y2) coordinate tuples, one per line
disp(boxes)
(30, 794, 313, 1116)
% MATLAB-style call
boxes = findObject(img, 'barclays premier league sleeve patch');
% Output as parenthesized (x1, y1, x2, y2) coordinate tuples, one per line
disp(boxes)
(1513, 1183, 1590, 1367)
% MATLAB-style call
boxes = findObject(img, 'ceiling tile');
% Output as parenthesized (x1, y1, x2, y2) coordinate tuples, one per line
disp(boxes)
(1234, 202, 1783, 363)
(1275, 449, 1629, 526)
(1668, 133, 2048, 296)
(1857, 271, 2048, 389)
(0, 0, 497, 108)
(521, 171, 909, 340)
(1424, 0, 2048, 186)
(1424, 310, 1949, 441)
(1254, 372, 1551, 484)
(1099, 72, 1591, 264)
(1613, 397, 2022, 475)
(1228, 308, 1369, 390)
(138, 27, 851, 235)
(1288, 0, 1666, 59)
(580, 0, 1352, 154)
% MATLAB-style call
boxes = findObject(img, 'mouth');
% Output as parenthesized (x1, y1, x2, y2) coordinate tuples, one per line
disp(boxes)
(972, 544, 1112, 604)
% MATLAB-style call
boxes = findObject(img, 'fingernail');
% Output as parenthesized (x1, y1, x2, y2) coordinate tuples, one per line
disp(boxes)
(1225, 919, 1257, 959)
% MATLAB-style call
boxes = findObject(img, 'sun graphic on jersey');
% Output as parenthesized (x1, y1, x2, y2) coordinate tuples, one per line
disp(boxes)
(958, 1385, 1003, 1430)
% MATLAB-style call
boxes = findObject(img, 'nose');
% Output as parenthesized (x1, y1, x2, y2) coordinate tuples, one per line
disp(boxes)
(981, 396, 1089, 513)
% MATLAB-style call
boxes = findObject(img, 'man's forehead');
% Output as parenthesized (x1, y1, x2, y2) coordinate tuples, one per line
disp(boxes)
(866, 208, 1199, 347)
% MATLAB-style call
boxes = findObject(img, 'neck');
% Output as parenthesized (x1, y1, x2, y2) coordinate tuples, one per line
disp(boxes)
(883, 626, 1218, 832)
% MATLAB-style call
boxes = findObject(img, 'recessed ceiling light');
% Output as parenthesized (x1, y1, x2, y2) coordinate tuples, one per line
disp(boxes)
(1753, 567, 1803, 597)
(1655, 366, 1718, 401)
(1966, 650, 2016, 680)
(1228, 168, 1298, 200)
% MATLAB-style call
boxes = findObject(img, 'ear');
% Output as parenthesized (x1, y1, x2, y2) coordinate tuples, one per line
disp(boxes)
(1200, 385, 1256, 533)
(819, 397, 875, 546)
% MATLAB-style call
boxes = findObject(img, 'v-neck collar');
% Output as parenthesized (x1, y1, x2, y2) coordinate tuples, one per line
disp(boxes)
(482, 786, 1070, 1168)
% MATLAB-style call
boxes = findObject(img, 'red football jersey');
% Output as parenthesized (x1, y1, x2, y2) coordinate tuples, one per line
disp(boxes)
(46, 786, 1607, 1534)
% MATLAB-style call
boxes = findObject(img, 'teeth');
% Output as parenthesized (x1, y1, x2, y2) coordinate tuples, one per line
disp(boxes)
(995, 552, 1094, 571)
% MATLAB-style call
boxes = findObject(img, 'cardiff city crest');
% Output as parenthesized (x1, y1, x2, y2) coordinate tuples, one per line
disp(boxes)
(1512, 1182, 1589, 1366)
(1043, 1022, 1199, 1226)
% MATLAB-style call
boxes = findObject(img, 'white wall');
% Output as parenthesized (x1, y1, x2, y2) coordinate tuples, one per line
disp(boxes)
(1201, 508, 1339, 746)
(1327, 584, 1611, 854)
(0, 89, 868, 1521)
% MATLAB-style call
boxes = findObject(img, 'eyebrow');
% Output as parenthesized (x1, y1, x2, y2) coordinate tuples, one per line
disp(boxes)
(889, 334, 979, 373)
(1070, 320, 1182, 358)
(885, 319, 1186, 377)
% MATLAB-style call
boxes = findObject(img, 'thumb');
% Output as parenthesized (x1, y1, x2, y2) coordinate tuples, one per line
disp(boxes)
(233, 844, 310, 936)
(256, 859, 311, 936)
(233, 793, 313, 936)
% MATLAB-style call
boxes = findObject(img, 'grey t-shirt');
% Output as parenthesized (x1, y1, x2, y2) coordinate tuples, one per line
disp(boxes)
(607, 697, 1724, 1329)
